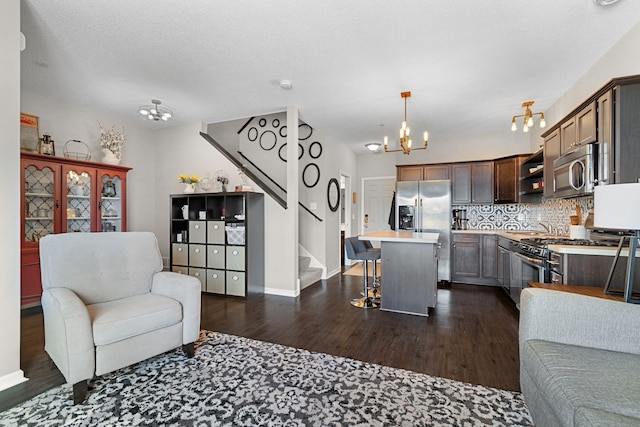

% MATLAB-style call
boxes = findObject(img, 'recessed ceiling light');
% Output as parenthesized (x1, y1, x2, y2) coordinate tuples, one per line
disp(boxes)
(593, 0, 620, 5)
(279, 80, 293, 90)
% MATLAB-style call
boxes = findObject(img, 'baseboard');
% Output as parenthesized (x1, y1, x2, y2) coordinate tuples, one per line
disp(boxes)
(0, 370, 28, 393)
(326, 267, 341, 279)
(264, 287, 299, 297)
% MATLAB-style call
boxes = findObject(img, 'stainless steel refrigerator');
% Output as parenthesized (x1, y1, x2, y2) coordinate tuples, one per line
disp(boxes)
(395, 180, 451, 282)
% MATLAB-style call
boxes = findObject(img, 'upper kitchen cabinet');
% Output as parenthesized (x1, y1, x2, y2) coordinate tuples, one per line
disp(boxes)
(494, 155, 530, 204)
(397, 164, 450, 181)
(397, 165, 423, 181)
(452, 161, 494, 204)
(599, 83, 640, 185)
(559, 102, 596, 155)
(543, 129, 560, 199)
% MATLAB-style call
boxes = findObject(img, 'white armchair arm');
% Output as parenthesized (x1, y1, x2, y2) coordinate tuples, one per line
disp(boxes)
(151, 271, 201, 344)
(41, 287, 95, 385)
(519, 288, 640, 356)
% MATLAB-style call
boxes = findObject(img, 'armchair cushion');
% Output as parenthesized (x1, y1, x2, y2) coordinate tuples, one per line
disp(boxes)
(522, 339, 640, 426)
(40, 232, 163, 304)
(88, 294, 182, 346)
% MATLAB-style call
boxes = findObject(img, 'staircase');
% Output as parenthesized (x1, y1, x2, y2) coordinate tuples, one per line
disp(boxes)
(299, 255, 323, 290)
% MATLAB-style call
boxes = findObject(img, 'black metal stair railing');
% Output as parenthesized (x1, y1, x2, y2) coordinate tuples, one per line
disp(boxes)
(199, 132, 322, 222)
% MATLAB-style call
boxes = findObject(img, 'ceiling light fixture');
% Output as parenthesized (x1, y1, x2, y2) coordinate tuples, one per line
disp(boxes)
(138, 99, 173, 122)
(383, 91, 428, 155)
(593, 0, 620, 5)
(279, 80, 293, 90)
(511, 101, 546, 133)
(365, 142, 381, 152)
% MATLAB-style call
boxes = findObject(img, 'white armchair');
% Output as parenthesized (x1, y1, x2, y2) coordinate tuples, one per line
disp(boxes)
(39, 231, 201, 404)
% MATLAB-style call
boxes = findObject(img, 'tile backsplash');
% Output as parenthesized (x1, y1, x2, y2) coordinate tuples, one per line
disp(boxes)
(453, 196, 593, 234)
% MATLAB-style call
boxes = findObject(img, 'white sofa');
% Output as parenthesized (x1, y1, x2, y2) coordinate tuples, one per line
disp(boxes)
(39, 231, 201, 404)
(519, 288, 640, 426)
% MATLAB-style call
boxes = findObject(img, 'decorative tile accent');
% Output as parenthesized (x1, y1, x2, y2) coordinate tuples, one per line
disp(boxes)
(453, 196, 593, 234)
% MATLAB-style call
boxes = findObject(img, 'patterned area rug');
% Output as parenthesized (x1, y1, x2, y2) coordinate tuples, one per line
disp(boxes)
(0, 331, 532, 426)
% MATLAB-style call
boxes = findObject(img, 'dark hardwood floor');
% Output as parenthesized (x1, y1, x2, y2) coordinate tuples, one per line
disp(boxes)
(0, 272, 521, 413)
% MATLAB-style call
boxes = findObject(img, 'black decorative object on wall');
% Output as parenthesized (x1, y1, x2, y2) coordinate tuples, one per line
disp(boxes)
(248, 127, 258, 142)
(298, 124, 313, 140)
(279, 126, 287, 138)
(309, 141, 323, 159)
(327, 178, 340, 212)
(259, 130, 277, 151)
(278, 143, 304, 162)
(302, 163, 320, 188)
(272, 119, 280, 128)
(259, 118, 267, 127)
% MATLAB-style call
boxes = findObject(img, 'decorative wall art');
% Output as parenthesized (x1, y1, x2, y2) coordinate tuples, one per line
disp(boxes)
(302, 163, 320, 188)
(20, 113, 40, 153)
(308, 141, 322, 159)
(327, 178, 340, 212)
(278, 143, 304, 162)
(237, 114, 325, 189)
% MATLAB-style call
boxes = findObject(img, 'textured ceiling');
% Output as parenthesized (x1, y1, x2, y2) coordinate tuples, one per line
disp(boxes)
(20, 1, 640, 153)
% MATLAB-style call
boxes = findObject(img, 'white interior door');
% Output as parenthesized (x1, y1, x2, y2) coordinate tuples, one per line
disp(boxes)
(362, 177, 395, 236)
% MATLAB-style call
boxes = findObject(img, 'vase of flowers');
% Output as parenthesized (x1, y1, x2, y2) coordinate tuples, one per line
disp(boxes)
(178, 174, 201, 193)
(98, 122, 125, 165)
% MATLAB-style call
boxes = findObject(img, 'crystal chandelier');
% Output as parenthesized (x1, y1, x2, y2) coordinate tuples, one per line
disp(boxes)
(511, 101, 546, 133)
(138, 99, 173, 122)
(383, 91, 428, 155)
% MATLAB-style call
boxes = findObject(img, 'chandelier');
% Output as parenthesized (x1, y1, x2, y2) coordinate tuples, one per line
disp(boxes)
(383, 91, 428, 155)
(138, 99, 173, 122)
(511, 101, 546, 133)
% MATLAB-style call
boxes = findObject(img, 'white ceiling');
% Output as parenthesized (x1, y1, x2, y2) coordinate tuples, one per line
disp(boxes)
(20, 0, 640, 154)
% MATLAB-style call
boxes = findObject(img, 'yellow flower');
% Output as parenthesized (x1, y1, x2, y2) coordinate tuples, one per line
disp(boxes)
(177, 174, 201, 184)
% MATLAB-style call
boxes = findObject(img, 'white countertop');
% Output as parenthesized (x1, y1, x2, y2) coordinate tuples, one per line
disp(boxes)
(360, 231, 439, 244)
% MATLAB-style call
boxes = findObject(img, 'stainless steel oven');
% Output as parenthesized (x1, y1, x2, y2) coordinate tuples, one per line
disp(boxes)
(552, 143, 598, 198)
(510, 241, 546, 308)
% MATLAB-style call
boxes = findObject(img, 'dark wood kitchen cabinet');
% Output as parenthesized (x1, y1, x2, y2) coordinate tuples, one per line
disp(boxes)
(397, 164, 450, 181)
(543, 129, 561, 199)
(560, 102, 596, 155)
(495, 155, 530, 204)
(451, 233, 498, 285)
(452, 162, 494, 204)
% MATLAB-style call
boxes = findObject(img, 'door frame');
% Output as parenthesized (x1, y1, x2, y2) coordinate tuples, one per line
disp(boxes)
(360, 175, 396, 236)
(340, 171, 352, 266)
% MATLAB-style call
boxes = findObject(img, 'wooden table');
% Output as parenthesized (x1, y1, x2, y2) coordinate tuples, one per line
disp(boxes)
(528, 282, 624, 302)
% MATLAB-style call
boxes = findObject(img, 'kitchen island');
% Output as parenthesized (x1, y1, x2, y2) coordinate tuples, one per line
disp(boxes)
(360, 231, 439, 316)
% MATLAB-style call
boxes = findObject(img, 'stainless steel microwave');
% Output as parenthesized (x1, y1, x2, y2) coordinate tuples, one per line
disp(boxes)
(552, 144, 598, 198)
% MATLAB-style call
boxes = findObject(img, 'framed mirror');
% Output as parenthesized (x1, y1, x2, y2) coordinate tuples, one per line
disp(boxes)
(327, 178, 340, 212)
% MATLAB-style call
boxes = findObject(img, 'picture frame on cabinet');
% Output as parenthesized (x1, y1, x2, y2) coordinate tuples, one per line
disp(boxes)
(20, 112, 40, 153)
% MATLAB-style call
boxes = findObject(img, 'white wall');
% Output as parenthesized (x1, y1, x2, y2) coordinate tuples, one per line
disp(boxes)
(0, 0, 26, 392)
(531, 22, 640, 149)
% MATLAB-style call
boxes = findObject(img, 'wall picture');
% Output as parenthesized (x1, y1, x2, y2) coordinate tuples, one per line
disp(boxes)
(20, 113, 40, 153)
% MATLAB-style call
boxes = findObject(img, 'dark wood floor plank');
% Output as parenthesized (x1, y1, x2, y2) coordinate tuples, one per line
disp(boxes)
(0, 272, 521, 413)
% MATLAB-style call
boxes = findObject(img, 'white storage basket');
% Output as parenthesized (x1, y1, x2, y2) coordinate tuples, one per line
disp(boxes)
(225, 225, 245, 245)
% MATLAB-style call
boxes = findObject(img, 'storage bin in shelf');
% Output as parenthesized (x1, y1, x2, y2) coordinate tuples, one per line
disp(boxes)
(225, 225, 245, 245)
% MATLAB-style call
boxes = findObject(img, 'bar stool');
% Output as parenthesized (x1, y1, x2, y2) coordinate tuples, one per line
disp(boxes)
(345, 237, 380, 308)
(362, 240, 381, 300)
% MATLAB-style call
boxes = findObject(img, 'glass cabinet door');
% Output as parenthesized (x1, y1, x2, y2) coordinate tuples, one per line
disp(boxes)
(99, 170, 126, 232)
(23, 161, 58, 244)
(63, 166, 94, 233)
